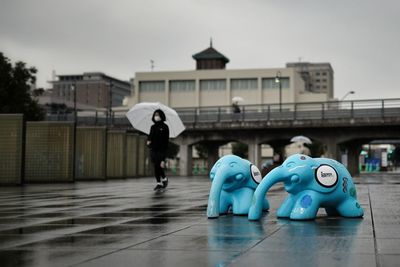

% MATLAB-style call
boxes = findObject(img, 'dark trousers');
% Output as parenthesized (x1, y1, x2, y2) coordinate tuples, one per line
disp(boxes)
(151, 150, 166, 183)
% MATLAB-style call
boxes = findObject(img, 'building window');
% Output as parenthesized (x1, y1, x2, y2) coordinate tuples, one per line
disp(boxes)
(139, 81, 165, 92)
(322, 79, 327, 82)
(231, 78, 257, 90)
(323, 85, 327, 89)
(262, 78, 290, 89)
(200, 79, 226, 90)
(169, 80, 195, 92)
(316, 72, 320, 76)
(322, 72, 327, 76)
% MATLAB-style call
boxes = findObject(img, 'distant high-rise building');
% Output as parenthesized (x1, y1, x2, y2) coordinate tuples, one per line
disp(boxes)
(50, 72, 131, 109)
(286, 62, 334, 99)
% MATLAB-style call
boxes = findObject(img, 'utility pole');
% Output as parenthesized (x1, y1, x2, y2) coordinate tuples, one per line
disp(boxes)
(71, 82, 77, 181)
(275, 71, 282, 112)
(108, 81, 113, 127)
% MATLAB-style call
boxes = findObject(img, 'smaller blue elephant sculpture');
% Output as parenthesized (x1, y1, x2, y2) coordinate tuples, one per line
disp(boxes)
(207, 155, 269, 218)
(248, 154, 364, 220)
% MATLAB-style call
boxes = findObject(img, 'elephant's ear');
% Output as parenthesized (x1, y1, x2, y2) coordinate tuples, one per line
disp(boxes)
(313, 164, 339, 193)
(250, 165, 263, 184)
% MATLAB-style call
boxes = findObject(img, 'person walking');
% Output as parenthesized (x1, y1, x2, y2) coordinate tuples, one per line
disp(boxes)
(147, 109, 169, 190)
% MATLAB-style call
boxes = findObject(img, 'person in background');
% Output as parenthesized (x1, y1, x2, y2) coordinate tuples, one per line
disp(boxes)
(147, 109, 169, 190)
(232, 101, 241, 113)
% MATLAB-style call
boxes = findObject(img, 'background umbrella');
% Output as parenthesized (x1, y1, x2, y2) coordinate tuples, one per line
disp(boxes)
(126, 102, 185, 138)
(232, 96, 244, 103)
(290, 135, 312, 144)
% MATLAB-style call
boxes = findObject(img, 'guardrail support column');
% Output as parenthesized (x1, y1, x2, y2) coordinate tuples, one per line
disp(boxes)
(206, 144, 219, 174)
(322, 138, 339, 161)
(346, 143, 362, 176)
(179, 144, 193, 177)
(248, 141, 261, 169)
(351, 101, 354, 118)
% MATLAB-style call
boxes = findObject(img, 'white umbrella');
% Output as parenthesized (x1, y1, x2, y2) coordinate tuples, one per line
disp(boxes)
(232, 96, 244, 103)
(126, 102, 185, 138)
(291, 135, 312, 144)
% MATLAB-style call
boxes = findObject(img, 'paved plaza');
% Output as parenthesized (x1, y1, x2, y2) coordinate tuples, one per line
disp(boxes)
(0, 173, 399, 267)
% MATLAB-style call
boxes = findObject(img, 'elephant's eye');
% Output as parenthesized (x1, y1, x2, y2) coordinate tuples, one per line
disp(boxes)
(229, 162, 236, 167)
(286, 162, 296, 168)
(216, 162, 221, 168)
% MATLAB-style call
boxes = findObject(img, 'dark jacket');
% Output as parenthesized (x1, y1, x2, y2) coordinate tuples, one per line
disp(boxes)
(147, 109, 169, 152)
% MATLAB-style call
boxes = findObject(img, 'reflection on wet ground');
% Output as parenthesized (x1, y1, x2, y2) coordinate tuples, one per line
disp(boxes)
(0, 174, 400, 266)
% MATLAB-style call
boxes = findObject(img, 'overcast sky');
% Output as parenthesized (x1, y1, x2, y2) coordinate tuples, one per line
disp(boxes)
(1, 0, 399, 100)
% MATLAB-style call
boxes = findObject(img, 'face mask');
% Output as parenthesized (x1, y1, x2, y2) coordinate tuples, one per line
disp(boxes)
(154, 116, 161, 122)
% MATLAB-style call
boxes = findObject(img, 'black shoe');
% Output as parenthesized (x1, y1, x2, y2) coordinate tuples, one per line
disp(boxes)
(161, 177, 168, 188)
(154, 183, 163, 190)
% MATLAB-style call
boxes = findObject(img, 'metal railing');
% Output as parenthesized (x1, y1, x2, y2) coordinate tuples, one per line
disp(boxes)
(46, 98, 400, 126)
(174, 98, 400, 124)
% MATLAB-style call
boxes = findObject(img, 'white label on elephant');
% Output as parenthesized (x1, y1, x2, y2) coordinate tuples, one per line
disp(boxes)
(250, 165, 262, 184)
(315, 165, 338, 187)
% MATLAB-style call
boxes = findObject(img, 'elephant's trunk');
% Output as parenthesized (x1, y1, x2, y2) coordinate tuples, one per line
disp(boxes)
(248, 166, 290, 220)
(207, 167, 230, 218)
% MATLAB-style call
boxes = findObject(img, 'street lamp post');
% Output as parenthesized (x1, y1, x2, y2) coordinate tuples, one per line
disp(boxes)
(71, 84, 77, 122)
(71, 83, 77, 181)
(108, 81, 113, 127)
(275, 71, 282, 112)
(340, 90, 355, 101)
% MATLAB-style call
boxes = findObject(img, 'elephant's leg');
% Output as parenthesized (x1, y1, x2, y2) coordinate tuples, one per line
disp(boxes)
(325, 207, 340, 216)
(336, 198, 364, 218)
(277, 194, 296, 218)
(232, 188, 254, 215)
(219, 191, 232, 214)
(290, 191, 321, 220)
(262, 198, 270, 211)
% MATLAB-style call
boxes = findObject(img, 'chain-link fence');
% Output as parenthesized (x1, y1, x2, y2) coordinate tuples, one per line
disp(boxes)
(25, 121, 74, 182)
(0, 114, 24, 184)
(76, 127, 107, 180)
(0, 114, 151, 184)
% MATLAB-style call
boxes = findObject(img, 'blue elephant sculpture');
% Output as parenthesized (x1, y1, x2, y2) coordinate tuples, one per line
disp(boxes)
(207, 155, 269, 218)
(248, 154, 364, 220)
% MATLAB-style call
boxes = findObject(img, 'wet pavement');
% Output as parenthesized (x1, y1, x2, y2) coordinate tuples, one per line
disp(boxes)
(0, 174, 400, 267)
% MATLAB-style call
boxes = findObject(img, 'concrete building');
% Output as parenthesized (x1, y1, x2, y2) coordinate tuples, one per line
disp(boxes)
(50, 72, 131, 109)
(131, 44, 333, 108)
(286, 62, 334, 98)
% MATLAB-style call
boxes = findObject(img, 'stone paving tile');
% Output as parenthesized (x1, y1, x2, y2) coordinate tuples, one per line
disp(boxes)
(378, 254, 400, 267)
(0, 248, 116, 267)
(74, 249, 241, 267)
(229, 251, 377, 267)
(251, 236, 375, 254)
(0, 174, 399, 266)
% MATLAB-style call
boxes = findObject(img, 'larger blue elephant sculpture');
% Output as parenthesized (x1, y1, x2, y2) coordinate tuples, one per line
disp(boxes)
(248, 154, 364, 220)
(207, 155, 269, 218)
